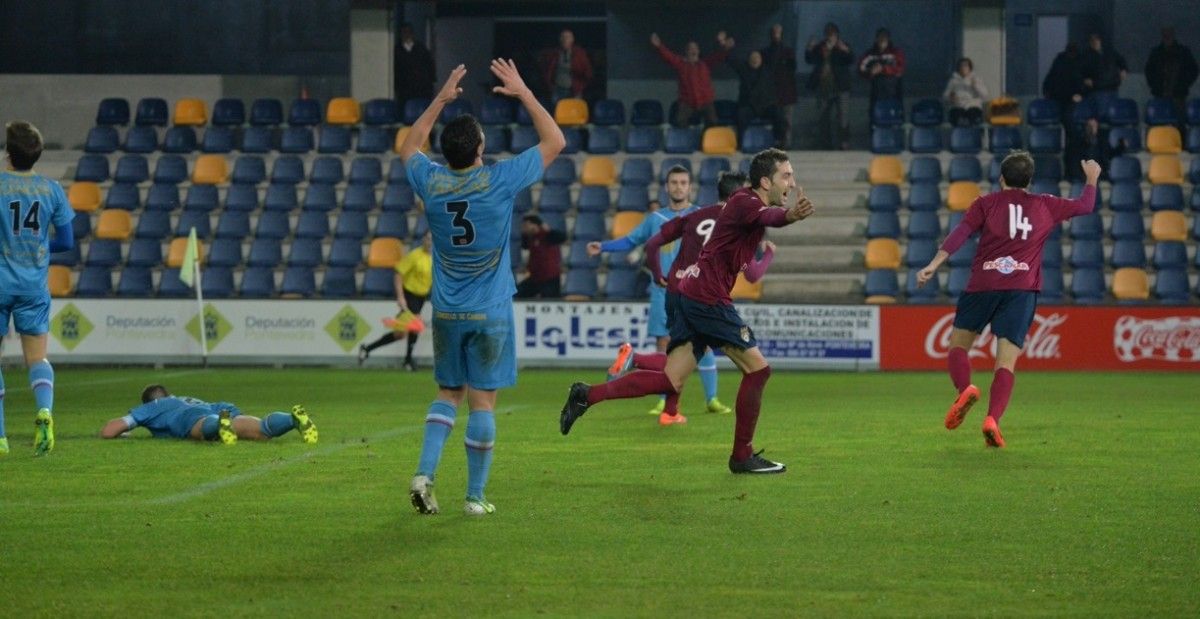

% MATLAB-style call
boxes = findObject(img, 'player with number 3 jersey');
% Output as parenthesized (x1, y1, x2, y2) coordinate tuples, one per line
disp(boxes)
(917, 151, 1100, 448)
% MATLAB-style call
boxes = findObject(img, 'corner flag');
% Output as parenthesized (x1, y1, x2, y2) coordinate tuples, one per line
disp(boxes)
(179, 227, 199, 287)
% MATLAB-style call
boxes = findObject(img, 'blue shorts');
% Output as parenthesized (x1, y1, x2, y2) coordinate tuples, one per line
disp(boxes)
(665, 291, 681, 329)
(668, 296, 757, 362)
(647, 285, 669, 338)
(0, 292, 51, 336)
(431, 302, 516, 391)
(954, 291, 1038, 348)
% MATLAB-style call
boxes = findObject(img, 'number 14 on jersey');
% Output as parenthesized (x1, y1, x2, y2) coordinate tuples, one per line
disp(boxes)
(1008, 203, 1032, 240)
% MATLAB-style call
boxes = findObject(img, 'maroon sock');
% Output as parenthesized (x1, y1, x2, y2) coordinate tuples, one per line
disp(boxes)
(987, 368, 1015, 421)
(632, 352, 667, 371)
(587, 370, 676, 405)
(948, 347, 971, 393)
(664, 391, 680, 414)
(732, 366, 772, 461)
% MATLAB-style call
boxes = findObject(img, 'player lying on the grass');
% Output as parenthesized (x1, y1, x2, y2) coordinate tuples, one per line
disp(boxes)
(0, 121, 75, 457)
(917, 153, 1101, 448)
(99, 384, 318, 445)
(606, 170, 776, 426)
(561, 148, 813, 474)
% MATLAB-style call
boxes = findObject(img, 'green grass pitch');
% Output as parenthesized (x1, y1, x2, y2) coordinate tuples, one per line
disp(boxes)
(1, 367, 1197, 617)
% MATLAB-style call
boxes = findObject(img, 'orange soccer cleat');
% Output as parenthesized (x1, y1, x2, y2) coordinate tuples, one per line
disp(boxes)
(606, 342, 634, 381)
(982, 416, 1006, 448)
(944, 384, 981, 430)
(658, 411, 688, 426)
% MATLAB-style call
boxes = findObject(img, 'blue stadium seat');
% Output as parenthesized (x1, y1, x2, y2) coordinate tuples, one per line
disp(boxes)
(162, 127, 197, 153)
(117, 267, 153, 297)
(907, 157, 942, 184)
(215, 211, 251, 240)
(1033, 155, 1063, 182)
(1070, 267, 1105, 303)
(659, 157, 692, 182)
(361, 268, 395, 298)
(123, 126, 158, 153)
(208, 237, 244, 266)
(871, 99, 904, 127)
(410, 213, 430, 239)
(318, 126, 352, 154)
(105, 183, 140, 210)
(201, 266, 235, 298)
(566, 240, 599, 269)
(1110, 239, 1146, 268)
(1189, 158, 1200, 185)
(387, 159, 409, 185)
(1069, 239, 1104, 268)
(1069, 212, 1104, 240)
(697, 184, 718, 206)
(591, 99, 626, 126)
(482, 126, 508, 154)
(1109, 156, 1142, 183)
(620, 158, 654, 186)
(1068, 182, 1103, 214)
(664, 127, 699, 154)
(96, 98, 130, 126)
(76, 267, 113, 297)
(309, 156, 344, 185)
(907, 183, 942, 212)
(906, 269, 939, 301)
(1071, 97, 1100, 125)
(224, 184, 258, 212)
(343, 184, 377, 212)
(1108, 182, 1144, 212)
(948, 237, 977, 268)
(989, 126, 1022, 154)
(1188, 98, 1200, 125)
(870, 127, 904, 154)
(1030, 179, 1061, 196)
(1144, 98, 1178, 126)
(212, 98, 245, 127)
(250, 98, 284, 126)
(905, 239, 938, 267)
(544, 158, 576, 185)
(1149, 184, 1183, 211)
(374, 212, 408, 239)
(240, 267, 277, 298)
(1109, 212, 1145, 240)
(327, 238, 363, 267)
(135, 98, 168, 126)
(1041, 266, 1065, 303)
(604, 269, 643, 300)
(909, 99, 944, 127)
(403, 98, 431, 125)
(145, 184, 180, 211)
(740, 126, 773, 153)
(271, 156, 305, 185)
(947, 266, 971, 299)
(345, 158, 382, 187)
(864, 269, 899, 298)
(114, 155, 150, 184)
(1026, 99, 1061, 126)
(255, 211, 290, 239)
(576, 186, 610, 213)
(906, 211, 941, 239)
(949, 127, 982, 154)
(865, 186, 900, 215)
(514, 188, 533, 214)
(1192, 187, 1200, 212)
(153, 155, 188, 184)
(135, 211, 171, 239)
(239, 126, 273, 153)
(539, 185, 572, 213)
(947, 156, 982, 182)
(363, 98, 399, 125)
(382, 184, 415, 212)
(1152, 241, 1188, 270)
(1187, 127, 1200, 154)
(908, 127, 942, 153)
(616, 186, 649, 212)
(75, 155, 110, 182)
(264, 184, 298, 212)
(1154, 269, 1191, 303)
(230, 156, 265, 185)
(561, 128, 585, 154)
(586, 126, 620, 154)
(154, 270, 189, 298)
(537, 212, 565, 234)
(1107, 126, 1142, 153)
(1104, 98, 1138, 126)
(563, 268, 598, 298)
(1042, 238, 1063, 268)
(85, 126, 119, 153)
(126, 239, 162, 267)
(510, 126, 538, 154)
(1028, 126, 1062, 153)
(288, 238, 323, 267)
(321, 267, 357, 298)
(356, 126, 390, 153)
(572, 213, 606, 242)
(698, 157, 731, 185)
(247, 238, 283, 267)
(439, 99, 473, 124)
(289, 99, 322, 126)
(626, 127, 661, 154)
(279, 127, 314, 153)
(630, 100, 664, 126)
(184, 185, 218, 212)
(86, 240, 122, 267)
(295, 212, 330, 238)
(987, 158, 1002, 185)
(68, 216, 87, 243)
(331, 211, 367, 240)
(479, 96, 514, 126)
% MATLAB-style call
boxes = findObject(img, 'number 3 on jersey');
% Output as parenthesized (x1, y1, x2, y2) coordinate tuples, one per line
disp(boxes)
(8, 200, 41, 236)
(446, 200, 475, 246)
(1008, 203, 1032, 240)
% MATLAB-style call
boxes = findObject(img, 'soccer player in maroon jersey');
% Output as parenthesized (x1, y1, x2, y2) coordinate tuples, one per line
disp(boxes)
(560, 149, 813, 474)
(917, 152, 1101, 447)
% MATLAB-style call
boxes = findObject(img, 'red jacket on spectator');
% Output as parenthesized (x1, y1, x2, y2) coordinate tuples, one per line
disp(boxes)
(655, 45, 730, 108)
(541, 45, 594, 98)
(857, 44, 906, 78)
(523, 228, 567, 283)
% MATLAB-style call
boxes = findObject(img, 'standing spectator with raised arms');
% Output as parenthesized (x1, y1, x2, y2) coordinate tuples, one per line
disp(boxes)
(651, 30, 735, 127)
(805, 22, 853, 150)
(541, 28, 594, 102)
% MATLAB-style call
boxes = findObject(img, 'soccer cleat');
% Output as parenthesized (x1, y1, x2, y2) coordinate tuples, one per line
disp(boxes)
(410, 475, 439, 514)
(402, 359, 417, 372)
(728, 450, 787, 474)
(606, 342, 634, 381)
(291, 405, 318, 445)
(647, 398, 665, 416)
(944, 384, 981, 430)
(559, 382, 591, 435)
(217, 410, 237, 445)
(658, 411, 688, 426)
(357, 344, 369, 366)
(0, 437, 9, 455)
(33, 409, 54, 456)
(706, 397, 732, 414)
(982, 416, 1006, 448)
(464, 497, 496, 516)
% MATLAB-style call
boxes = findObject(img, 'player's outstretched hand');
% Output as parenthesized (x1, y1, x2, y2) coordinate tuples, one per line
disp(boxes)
(650, 32, 661, 48)
(586, 241, 603, 257)
(490, 58, 531, 99)
(436, 64, 466, 104)
(916, 264, 936, 287)
(762, 240, 776, 253)
(786, 193, 815, 222)
(1080, 159, 1102, 184)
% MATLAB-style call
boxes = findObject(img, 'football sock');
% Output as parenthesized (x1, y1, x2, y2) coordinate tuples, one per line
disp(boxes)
(987, 369, 1015, 421)
(587, 370, 676, 405)
(632, 352, 666, 371)
(464, 411, 495, 499)
(416, 400, 456, 478)
(948, 347, 971, 393)
(405, 332, 419, 362)
(364, 332, 401, 353)
(200, 414, 221, 440)
(259, 412, 295, 437)
(698, 349, 718, 401)
(0, 371, 7, 438)
(732, 366, 772, 461)
(29, 360, 54, 412)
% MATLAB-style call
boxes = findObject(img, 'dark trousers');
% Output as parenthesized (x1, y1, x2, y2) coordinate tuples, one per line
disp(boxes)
(816, 92, 849, 149)
(515, 277, 561, 299)
(948, 106, 983, 127)
(673, 101, 719, 128)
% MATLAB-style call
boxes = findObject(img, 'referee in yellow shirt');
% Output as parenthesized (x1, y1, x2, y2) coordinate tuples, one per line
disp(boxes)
(358, 232, 433, 371)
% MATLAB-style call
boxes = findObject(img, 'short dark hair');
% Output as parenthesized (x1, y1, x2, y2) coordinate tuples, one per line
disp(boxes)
(1000, 150, 1034, 189)
(522, 214, 543, 225)
(665, 164, 691, 181)
(717, 171, 748, 201)
(141, 384, 170, 403)
(748, 148, 789, 191)
(958, 57, 973, 71)
(439, 115, 483, 169)
(6, 121, 43, 171)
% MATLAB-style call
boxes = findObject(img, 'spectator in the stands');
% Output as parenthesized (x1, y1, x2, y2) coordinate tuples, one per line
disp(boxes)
(762, 24, 798, 147)
(1043, 42, 1093, 182)
(394, 22, 435, 104)
(650, 31, 735, 127)
(943, 57, 988, 127)
(647, 198, 661, 213)
(858, 28, 906, 123)
(729, 50, 785, 148)
(1145, 27, 1198, 126)
(1080, 33, 1127, 100)
(516, 215, 566, 299)
(805, 22, 853, 150)
(541, 28, 594, 102)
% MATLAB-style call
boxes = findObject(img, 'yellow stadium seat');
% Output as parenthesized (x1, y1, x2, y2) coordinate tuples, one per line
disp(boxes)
(865, 294, 897, 304)
(393, 126, 431, 154)
(1150, 211, 1188, 242)
(48, 265, 72, 297)
(611, 212, 645, 239)
(96, 210, 133, 241)
(1148, 155, 1183, 184)
(1146, 126, 1182, 154)
(1112, 267, 1149, 301)
(326, 97, 361, 125)
(864, 238, 901, 270)
(730, 273, 763, 301)
(701, 127, 737, 155)
(948, 181, 982, 212)
(987, 97, 1021, 126)
(581, 157, 617, 186)
(192, 154, 228, 185)
(367, 238, 404, 268)
(554, 98, 588, 126)
(173, 99, 208, 126)
(68, 182, 101, 212)
(167, 237, 204, 268)
(868, 156, 903, 185)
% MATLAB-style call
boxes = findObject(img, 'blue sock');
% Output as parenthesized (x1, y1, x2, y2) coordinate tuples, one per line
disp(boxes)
(259, 412, 295, 437)
(698, 349, 718, 401)
(464, 410, 495, 500)
(416, 400, 457, 479)
(0, 371, 7, 438)
(200, 414, 221, 440)
(29, 360, 53, 412)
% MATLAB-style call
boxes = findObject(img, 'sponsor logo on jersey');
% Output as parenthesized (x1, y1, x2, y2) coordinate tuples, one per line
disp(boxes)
(981, 256, 1029, 275)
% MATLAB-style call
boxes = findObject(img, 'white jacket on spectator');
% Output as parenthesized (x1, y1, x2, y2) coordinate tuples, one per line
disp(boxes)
(943, 72, 988, 110)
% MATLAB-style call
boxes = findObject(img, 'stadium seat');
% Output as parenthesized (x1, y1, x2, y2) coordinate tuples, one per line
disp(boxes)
(1150, 211, 1188, 242)
(1187, 127, 1200, 154)
(949, 127, 982, 154)
(1028, 126, 1063, 153)
(947, 266, 971, 299)
(868, 185, 901, 213)
(664, 127, 699, 154)
(562, 268, 598, 301)
(1149, 184, 1184, 212)
(1104, 98, 1139, 126)
(863, 269, 899, 303)
(320, 267, 356, 298)
(1112, 267, 1149, 301)
(356, 126, 390, 153)
(288, 98, 322, 126)
(368, 237, 404, 268)
(598, 268, 638, 300)
(864, 238, 901, 269)
(580, 157, 617, 186)
(267, 156, 303, 185)
(508, 126, 538, 154)
(122, 126, 158, 153)
(229, 156, 265, 185)
(1152, 241, 1188, 270)
(96, 210, 133, 241)
(481, 126, 507, 154)
(1148, 155, 1183, 184)
(86, 239, 122, 267)
(105, 183, 140, 210)
(554, 98, 588, 126)
(255, 211, 290, 239)
(201, 266, 235, 298)
(382, 184, 415, 212)
(560, 127, 585, 154)
(572, 212, 606, 242)
(135, 98, 168, 126)
(868, 156, 903, 185)
(905, 239, 938, 268)
(358, 268, 393, 298)
(1032, 155, 1063, 182)
(905, 269, 939, 302)
(166, 236, 204, 268)
(224, 184, 258, 212)
(659, 157, 693, 182)
(1039, 266, 1065, 303)
(1069, 238, 1104, 269)
(616, 186, 649, 212)
(212, 98, 245, 126)
(869, 127, 903, 154)
(76, 266, 113, 297)
(295, 211, 330, 238)
(1144, 98, 1179, 126)
(288, 238, 324, 267)
(1030, 180, 1061, 197)
(135, 211, 170, 239)
(566, 240, 599, 270)
(116, 267, 153, 297)
(327, 238, 363, 268)
(544, 158, 576, 185)
(318, 126, 352, 154)
(1070, 97, 1100, 125)
(374, 211, 408, 239)
(1106, 126, 1142, 153)
(906, 211, 941, 239)
(240, 267, 277, 298)
(340, 185, 375, 213)
(989, 126, 1022, 154)
(215, 212, 250, 241)
(908, 127, 942, 153)
(247, 238, 283, 268)
(173, 99, 207, 126)
(630, 99, 664, 126)
(987, 98, 1021, 126)
(701, 127, 737, 154)
(1107, 182, 1143, 213)
(96, 98, 130, 126)
(71, 211, 91, 241)
(624, 127, 661, 154)
(153, 155, 188, 184)
(68, 182, 101, 213)
(1109, 212, 1145, 240)
(1026, 99, 1061, 126)
(280, 127, 314, 153)
(240, 126, 273, 153)
(946, 156, 982, 182)
(577, 186, 610, 213)
(1153, 269, 1190, 303)
(1069, 212, 1104, 240)
(126, 238, 163, 267)
(538, 185, 571, 213)
(696, 157, 731, 186)
(403, 98, 431, 125)
(948, 237, 977, 268)
(619, 158, 654, 187)
(325, 97, 360, 125)
(477, 96, 514, 126)
(114, 155, 150, 184)
(439, 99, 473, 124)
(591, 99, 625, 126)
(355, 98, 397, 126)
(585, 126, 620, 154)
(48, 265, 73, 297)
(85, 126, 119, 153)
(1110, 239, 1146, 268)
(910, 99, 944, 127)
(337, 211, 371, 240)
(907, 183, 941, 212)
(1147, 126, 1182, 154)
(308, 157, 343, 185)
(611, 212, 645, 238)
(865, 212, 901, 238)
(871, 99, 904, 127)
(740, 125, 774, 153)
(1108, 155, 1142, 183)
(145, 184, 180, 211)
(192, 154, 228, 184)
(184, 185, 218, 213)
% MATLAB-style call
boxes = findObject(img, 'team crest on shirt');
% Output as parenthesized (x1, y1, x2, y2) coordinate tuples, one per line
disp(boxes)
(982, 256, 1030, 275)
(740, 327, 751, 342)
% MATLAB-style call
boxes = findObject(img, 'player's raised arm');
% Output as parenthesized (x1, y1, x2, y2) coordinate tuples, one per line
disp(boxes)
(743, 241, 775, 283)
(1059, 159, 1101, 217)
(398, 64, 467, 163)
(491, 58, 564, 168)
(918, 194, 985, 287)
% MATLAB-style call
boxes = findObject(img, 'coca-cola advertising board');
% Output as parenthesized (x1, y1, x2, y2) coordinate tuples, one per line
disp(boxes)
(880, 306, 1200, 370)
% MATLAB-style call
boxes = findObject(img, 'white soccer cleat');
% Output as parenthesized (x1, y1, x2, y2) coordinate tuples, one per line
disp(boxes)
(409, 475, 439, 514)
(464, 498, 495, 516)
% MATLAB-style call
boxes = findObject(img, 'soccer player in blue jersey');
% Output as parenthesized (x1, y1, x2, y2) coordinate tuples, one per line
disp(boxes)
(0, 122, 75, 456)
(586, 165, 733, 417)
(400, 59, 564, 516)
(99, 385, 318, 444)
